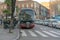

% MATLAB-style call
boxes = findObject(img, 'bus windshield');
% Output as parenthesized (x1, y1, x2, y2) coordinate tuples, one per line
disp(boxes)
(19, 9, 35, 21)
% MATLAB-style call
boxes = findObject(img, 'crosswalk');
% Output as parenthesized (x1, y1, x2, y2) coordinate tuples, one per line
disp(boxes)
(20, 30, 60, 37)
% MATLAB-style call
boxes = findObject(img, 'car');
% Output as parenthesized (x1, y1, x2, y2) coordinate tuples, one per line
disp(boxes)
(47, 19, 55, 27)
(43, 20, 49, 26)
(34, 20, 40, 24)
(34, 20, 44, 25)
(51, 21, 57, 28)
(54, 21, 60, 29)
(39, 20, 44, 25)
(50, 20, 60, 29)
(48, 19, 58, 28)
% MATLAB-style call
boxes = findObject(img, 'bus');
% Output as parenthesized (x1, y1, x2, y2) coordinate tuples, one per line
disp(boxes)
(19, 8, 35, 29)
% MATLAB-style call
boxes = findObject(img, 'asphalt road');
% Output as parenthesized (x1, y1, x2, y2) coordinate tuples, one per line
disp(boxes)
(19, 24, 60, 40)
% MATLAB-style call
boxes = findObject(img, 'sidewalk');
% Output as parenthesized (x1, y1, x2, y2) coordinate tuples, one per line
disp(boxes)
(0, 28, 19, 40)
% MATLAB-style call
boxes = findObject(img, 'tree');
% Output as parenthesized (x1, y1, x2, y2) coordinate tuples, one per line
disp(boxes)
(4, 0, 12, 33)
(4, 0, 12, 19)
(3, 9, 11, 19)
(4, 0, 16, 33)
(5, 0, 11, 9)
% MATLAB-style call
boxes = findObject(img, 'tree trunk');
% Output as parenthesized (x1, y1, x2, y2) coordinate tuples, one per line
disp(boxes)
(9, 20, 13, 33)
(6, 14, 7, 20)
(9, 0, 16, 33)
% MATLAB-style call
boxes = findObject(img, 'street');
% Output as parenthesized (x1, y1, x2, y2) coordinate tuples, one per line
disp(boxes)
(0, 24, 60, 40)
(19, 24, 60, 40)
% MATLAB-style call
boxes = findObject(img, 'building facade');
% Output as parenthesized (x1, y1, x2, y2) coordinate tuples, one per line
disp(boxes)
(50, 0, 60, 18)
(0, 0, 49, 20)
(16, 1, 49, 19)
(0, 3, 7, 16)
(16, 1, 40, 19)
(40, 4, 49, 19)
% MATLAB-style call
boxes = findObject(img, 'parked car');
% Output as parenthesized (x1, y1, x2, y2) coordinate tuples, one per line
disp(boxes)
(39, 20, 44, 25)
(54, 21, 60, 28)
(34, 20, 44, 25)
(50, 20, 60, 29)
(34, 20, 40, 24)
(51, 21, 57, 28)
(43, 20, 49, 26)
(48, 19, 58, 27)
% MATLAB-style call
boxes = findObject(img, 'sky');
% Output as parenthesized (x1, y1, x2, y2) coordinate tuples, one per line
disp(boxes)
(0, 0, 50, 3)
(0, 0, 5, 2)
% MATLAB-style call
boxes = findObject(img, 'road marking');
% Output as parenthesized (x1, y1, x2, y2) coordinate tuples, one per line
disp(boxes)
(21, 30, 27, 36)
(40, 28, 43, 30)
(43, 31, 58, 37)
(35, 30, 48, 37)
(50, 31, 60, 35)
(15, 29, 20, 40)
(28, 30, 37, 37)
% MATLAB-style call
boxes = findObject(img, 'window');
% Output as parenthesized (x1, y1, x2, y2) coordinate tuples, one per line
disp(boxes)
(31, 3, 33, 7)
(34, 2, 37, 8)
(27, 4, 28, 8)
(1, 6, 3, 9)
(58, 4, 60, 11)
(4, 6, 6, 9)
(22, 4, 24, 8)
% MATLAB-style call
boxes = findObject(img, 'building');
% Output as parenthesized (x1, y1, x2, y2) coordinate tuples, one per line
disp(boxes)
(40, 2, 50, 9)
(40, 4, 50, 19)
(50, 0, 60, 18)
(0, 0, 49, 20)
(0, 3, 7, 16)
(16, 1, 49, 19)
(16, 1, 40, 19)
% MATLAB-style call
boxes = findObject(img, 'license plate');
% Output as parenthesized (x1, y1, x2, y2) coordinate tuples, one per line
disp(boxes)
(26, 22, 30, 27)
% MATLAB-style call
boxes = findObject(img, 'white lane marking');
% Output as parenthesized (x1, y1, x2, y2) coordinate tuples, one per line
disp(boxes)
(40, 28, 47, 30)
(21, 30, 27, 36)
(43, 31, 58, 37)
(28, 30, 37, 37)
(15, 29, 20, 40)
(40, 28, 43, 30)
(35, 30, 48, 37)
(50, 31, 60, 35)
